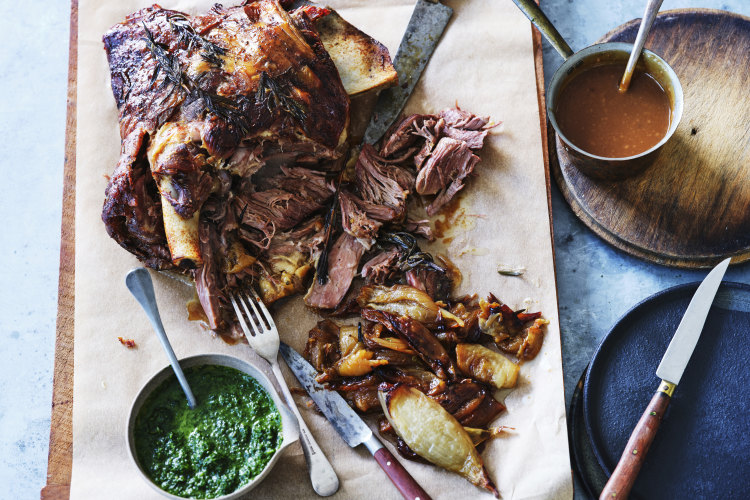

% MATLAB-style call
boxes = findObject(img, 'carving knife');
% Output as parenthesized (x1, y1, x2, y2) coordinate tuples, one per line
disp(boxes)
(279, 342, 432, 500)
(362, 0, 453, 145)
(600, 258, 731, 499)
(317, 0, 453, 283)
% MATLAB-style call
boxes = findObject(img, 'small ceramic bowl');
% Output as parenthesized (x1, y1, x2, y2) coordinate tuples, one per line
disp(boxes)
(547, 42, 684, 181)
(126, 354, 300, 500)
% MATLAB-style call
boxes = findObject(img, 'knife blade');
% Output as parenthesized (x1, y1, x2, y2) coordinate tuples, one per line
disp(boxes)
(362, 0, 453, 145)
(316, 0, 452, 284)
(655, 259, 730, 385)
(600, 258, 731, 500)
(279, 342, 432, 500)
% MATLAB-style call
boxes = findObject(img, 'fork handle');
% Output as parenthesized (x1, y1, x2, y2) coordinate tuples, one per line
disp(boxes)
(271, 359, 340, 496)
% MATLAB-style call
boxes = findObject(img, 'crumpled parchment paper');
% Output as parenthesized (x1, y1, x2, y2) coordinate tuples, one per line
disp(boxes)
(71, 1, 573, 498)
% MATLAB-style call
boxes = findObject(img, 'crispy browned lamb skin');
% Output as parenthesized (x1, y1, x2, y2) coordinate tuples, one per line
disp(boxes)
(102, 1, 348, 240)
(103, 2, 348, 155)
(101, 1, 350, 334)
(102, 126, 173, 269)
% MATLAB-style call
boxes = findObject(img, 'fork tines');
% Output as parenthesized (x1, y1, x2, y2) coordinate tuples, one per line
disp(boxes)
(230, 289, 275, 337)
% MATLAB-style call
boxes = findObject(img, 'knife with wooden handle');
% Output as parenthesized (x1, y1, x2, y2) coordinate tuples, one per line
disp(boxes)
(279, 342, 432, 500)
(599, 258, 731, 499)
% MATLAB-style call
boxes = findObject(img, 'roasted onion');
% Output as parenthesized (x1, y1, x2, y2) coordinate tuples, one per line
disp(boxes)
(379, 385, 498, 497)
(456, 343, 519, 389)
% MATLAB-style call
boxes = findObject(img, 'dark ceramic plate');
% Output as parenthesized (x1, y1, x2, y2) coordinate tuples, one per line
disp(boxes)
(582, 281, 750, 499)
(568, 368, 606, 498)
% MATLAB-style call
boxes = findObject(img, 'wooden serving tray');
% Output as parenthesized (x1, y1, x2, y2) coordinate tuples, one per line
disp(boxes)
(40, 2, 553, 497)
(41, 0, 77, 498)
(551, 9, 750, 268)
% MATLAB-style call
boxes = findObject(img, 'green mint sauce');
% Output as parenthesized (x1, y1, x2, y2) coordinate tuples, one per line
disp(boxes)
(134, 365, 282, 499)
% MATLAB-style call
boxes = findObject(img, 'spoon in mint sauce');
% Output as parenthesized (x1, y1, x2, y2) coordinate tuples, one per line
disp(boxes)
(126, 268, 197, 409)
(619, 0, 664, 92)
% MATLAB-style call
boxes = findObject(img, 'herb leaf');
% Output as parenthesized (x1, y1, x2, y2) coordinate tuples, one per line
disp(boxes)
(142, 22, 307, 134)
(379, 231, 445, 273)
(142, 23, 185, 91)
(167, 13, 226, 69)
(256, 71, 308, 123)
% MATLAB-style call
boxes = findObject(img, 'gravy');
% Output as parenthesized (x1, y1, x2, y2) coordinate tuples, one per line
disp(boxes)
(554, 63, 671, 158)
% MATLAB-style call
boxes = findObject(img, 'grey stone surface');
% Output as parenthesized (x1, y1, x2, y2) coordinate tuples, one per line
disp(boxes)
(0, 1, 70, 499)
(0, 1, 747, 499)
(541, 0, 750, 497)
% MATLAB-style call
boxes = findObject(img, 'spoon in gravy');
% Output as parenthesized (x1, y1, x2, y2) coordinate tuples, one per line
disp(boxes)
(619, 0, 665, 92)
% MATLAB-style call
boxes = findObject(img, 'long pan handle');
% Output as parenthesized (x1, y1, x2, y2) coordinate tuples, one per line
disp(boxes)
(510, 0, 574, 59)
(600, 381, 674, 499)
(364, 435, 432, 500)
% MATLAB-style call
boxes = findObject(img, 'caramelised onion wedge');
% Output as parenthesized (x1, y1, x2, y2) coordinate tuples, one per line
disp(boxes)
(336, 349, 388, 377)
(464, 426, 512, 447)
(456, 343, 520, 389)
(376, 366, 446, 395)
(364, 310, 457, 380)
(358, 284, 464, 327)
(331, 325, 387, 377)
(368, 335, 415, 353)
(379, 385, 499, 497)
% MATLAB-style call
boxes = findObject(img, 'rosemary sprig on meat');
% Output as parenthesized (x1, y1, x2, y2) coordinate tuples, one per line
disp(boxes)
(380, 231, 445, 272)
(143, 23, 185, 93)
(142, 24, 305, 133)
(257, 71, 308, 123)
(167, 13, 226, 68)
(143, 24, 246, 132)
(193, 89, 253, 135)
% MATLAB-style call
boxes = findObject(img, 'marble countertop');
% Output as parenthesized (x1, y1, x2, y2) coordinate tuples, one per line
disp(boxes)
(1, 1, 747, 498)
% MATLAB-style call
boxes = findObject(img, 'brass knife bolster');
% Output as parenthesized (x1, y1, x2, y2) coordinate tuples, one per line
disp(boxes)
(658, 380, 676, 397)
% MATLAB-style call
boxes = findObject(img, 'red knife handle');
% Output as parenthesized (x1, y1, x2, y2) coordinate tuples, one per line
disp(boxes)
(373, 447, 432, 500)
(599, 380, 675, 500)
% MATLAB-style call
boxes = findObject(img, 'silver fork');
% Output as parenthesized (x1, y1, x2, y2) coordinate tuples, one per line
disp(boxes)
(230, 289, 339, 497)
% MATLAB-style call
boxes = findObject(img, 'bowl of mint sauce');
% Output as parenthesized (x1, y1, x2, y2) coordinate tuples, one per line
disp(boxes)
(127, 354, 300, 499)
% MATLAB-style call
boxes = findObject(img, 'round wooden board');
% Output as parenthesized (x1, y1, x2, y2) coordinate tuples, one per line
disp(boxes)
(551, 9, 750, 268)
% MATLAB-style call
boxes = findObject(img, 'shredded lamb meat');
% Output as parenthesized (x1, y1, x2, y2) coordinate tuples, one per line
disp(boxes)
(381, 107, 496, 215)
(305, 233, 366, 309)
(355, 144, 415, 222)
(361, 247, 401, 284)
(100, 2, 495, 337)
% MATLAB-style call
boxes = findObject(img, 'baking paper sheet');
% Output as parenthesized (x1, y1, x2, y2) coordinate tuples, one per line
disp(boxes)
(71, 1, 573, 498)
